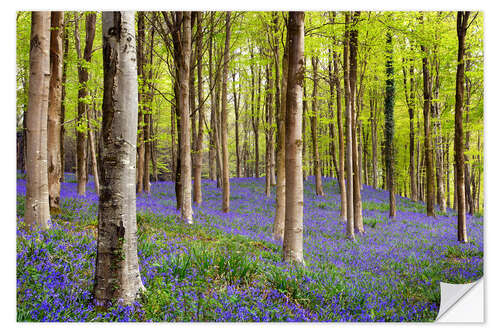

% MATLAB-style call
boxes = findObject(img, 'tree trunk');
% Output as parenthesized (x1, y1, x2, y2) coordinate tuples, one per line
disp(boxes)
(232, 72, 240, 178)
(60, 17, 69, 181)
(193, 14, 204, 205)
(349, 11, 363, 234)
(265, 64, 273, 197)
(48, 11, 64, 214)
(87, 102, 100, 194)
(333, 47, 347, 221)
(94, 11, 145, 306)
(370, 95, 378, 189)
(455, 11, 470, 243)
(221, 12, 231, 213)
(178, 12, 194, 223)
(311, 56, 324, 196)
(420, 14, 435, 217)
(282, 11, 305, 264)
(273, 15, 288, 241)
(344, 12, 355, 240)
(143, 24, 154, 194)
(74, 12, 96, 196)
(136, 12, 145, 194)
(385, 32, 396, 218)
(25, 11, 51, 231)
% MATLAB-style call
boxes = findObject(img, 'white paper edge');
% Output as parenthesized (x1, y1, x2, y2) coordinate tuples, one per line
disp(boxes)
(435, 278, 484, 322)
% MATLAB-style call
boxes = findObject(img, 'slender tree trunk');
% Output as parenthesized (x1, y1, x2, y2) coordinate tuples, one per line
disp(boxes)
(370, 95, 378, 188)
(455, 11, 470, 243)
(252, 61, 261, 179)
(333, 49, 347, 221)
(420, 14, 435, 217)
(232, 72, 241, 178)
(385, 32, 396, 218)
(265, 64, 273, 197)
(344, 12, 355, 240)
(208, 16, 216, 181)
(403, 56, 418, 201)
(60, 18, 68, 181)
(87, 102, 100, 194)
(48, 11, 64, 214)
(170, 103, 177, 182)
(349, 11, 363, 233)
(136, 12, 145, 194)
(25, 11, 51, 231)
(221, 12, 231, 213)
(273, 17, 288, 241)
(282, 11, 305, 264)
(193, 14, 204, 205)
(143, 25, 154, 194)
(74, 12, 96, 196)
(311, 56, 324, 196)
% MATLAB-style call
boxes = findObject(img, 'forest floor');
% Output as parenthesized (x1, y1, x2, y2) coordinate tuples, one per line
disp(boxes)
(16, 173, 483, 322)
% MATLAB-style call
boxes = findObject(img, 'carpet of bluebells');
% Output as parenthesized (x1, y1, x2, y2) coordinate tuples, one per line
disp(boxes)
(16, 173, 483, 322)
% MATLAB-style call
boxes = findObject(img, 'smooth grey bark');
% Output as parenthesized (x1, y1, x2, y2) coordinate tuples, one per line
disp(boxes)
(282, 11, 305, 265)
(94, 11, 145, 306)
(25, 11, 51, 231)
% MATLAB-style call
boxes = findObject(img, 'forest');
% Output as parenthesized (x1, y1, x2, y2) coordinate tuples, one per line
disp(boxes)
(16, 10, 483, 322)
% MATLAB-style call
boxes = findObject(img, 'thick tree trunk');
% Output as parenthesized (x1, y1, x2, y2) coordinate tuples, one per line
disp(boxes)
(48, 11, 64, 214)
(25, 11, 51, 231)
(74, 12, 96, 196)
(344, 12, 355, 240)
(282, 11, 305, 264)
(420, 15, 435, 217)
(311, 56, 324, 196)
(221, 12, 231, 213)
(455, 11, 470, 243)
(273, 19, 288, 241)
(94, 11, 145, 306)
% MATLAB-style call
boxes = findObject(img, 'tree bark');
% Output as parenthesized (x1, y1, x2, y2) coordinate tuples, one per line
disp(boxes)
(385, 32, 396, 218)
(349, 11, 364, 233)
(136, 12, 145, 194)
(232, 72, 241, 178)
(311, 56, 324, 196)
(420, 14, 436, 217)
(74, 12, 96, 196)
(344, 12, 355, 240)
(455, 11, 470, 243)
(94, 11, 145, 306)
(25, 11, 51, 231)
(221, 12, 231, 213)
(60, 17, 69, 181)
(333, 46, 347, 221)
(193, 13, 204, 205)
(282, 11, 305, 265)
(48, 11, 64, 214)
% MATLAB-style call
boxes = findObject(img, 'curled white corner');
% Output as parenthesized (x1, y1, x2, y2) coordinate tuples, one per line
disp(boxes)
(435, 278, 484, 322)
